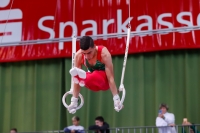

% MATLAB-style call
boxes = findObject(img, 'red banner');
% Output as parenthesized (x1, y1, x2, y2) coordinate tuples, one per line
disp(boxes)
(0, 0, 200, 62)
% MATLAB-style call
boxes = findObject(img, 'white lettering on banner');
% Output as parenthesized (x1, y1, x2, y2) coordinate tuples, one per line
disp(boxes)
(177, 12, 193, 33)
(0, 22, 22, 43)
(136, 15, 153, 37)
(0, 0, 10, 8)
(38, 16, 55, 39)
(36, 9, 200, 47)
(103, 19, 114, 40)
(59, 21, 77, 49)
(157, 13, 174, 34)
(197, 14, 200, 25)
(117, 9, 133, 38)
(0, 7, 22, 43)
(0, 6, 198, 47)
(81, 20, 97, 37)
(59, 21, 77, 37)
(0, 9, 22, 21)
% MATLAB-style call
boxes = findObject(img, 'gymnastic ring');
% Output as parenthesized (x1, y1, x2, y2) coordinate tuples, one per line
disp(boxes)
(119, 84, 126, 106)
(62, 91, 84, 110)
(120, 87, 126, 106)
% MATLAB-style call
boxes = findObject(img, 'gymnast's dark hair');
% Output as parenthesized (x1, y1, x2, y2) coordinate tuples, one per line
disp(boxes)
(80, 36, 94, 50)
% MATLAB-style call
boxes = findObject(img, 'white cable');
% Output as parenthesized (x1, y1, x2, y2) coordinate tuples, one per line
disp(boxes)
(128, 0, 130, 24)
(73, 0, 75, 25)
(62, 35, 84, 111)
(53, 0, 59, 32)
(62, 0, 84, 113)
(120, 27, 131, 88)
(70, 0, 76, 92)
(116, 1, 131, 112)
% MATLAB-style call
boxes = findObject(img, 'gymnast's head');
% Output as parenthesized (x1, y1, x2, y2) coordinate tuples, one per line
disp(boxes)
(80, 36, 96, 60)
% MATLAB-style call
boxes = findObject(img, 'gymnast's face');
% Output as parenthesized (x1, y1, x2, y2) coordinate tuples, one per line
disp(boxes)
(81, 46, 96, 60)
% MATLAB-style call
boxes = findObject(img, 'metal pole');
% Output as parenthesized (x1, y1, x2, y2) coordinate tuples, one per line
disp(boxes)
(0, 25, 200, 47)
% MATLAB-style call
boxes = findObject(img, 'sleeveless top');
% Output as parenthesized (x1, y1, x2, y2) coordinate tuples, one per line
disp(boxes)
(82, 46, 105, 72)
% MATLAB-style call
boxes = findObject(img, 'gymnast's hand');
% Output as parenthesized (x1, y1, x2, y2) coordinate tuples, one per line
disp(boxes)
(68, 97, 78, 114)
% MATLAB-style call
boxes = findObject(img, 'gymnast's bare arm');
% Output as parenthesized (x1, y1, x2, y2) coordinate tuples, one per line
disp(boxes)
(101, 47, 118, 96)
(72, 49, 83, 98)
